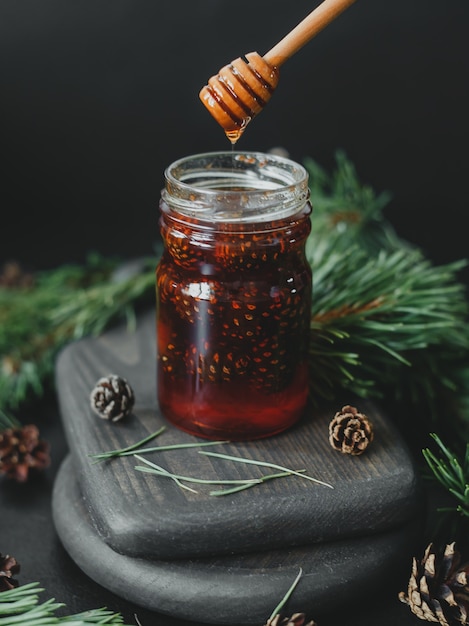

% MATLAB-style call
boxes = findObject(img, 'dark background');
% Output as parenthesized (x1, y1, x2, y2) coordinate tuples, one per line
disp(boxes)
(1, 2, 468, 625)
(1, 0, 468, 281)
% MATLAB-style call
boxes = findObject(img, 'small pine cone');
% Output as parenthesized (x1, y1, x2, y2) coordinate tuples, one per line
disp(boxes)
(0, 261, 34, 288)
(0, 424, 50, 482)
(90, 375, 135, 422)
(328, 404, 373, 456)
(266, 614, 317, 626)
(0, 554, 20, 591)
(399, 542, 469, 626)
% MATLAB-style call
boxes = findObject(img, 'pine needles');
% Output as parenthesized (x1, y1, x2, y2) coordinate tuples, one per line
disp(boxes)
(308, 243, 469, 407)
(423, 433, 469, 517)
(88, 428, 332, 496)
(133, 451, 331, 496)
(0, 582, 131, 625)
(304, 152, 469, 424)
(0, 255, 156, 411)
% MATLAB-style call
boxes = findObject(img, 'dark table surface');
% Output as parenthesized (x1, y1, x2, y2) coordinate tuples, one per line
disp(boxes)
(2, 391, 450, 626)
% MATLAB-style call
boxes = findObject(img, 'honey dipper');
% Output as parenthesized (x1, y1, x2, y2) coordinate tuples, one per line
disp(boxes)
(199, 0, 357, 143)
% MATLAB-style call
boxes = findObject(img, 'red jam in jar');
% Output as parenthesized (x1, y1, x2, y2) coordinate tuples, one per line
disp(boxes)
(156, 151, 312, 440)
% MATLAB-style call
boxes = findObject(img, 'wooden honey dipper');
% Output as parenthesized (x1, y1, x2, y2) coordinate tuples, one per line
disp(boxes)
(199, 0, 357, 143)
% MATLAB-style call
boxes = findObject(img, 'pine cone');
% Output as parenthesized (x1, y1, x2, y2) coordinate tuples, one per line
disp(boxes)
(328, 404, 373, 456)
(265, 614, 317, 626)
(90, 375, 135, 422)
(399, 542, 469, 625)
(0, 261, 34, 288)
(0, 554, 20, 591)
(0, 424, 50, 482)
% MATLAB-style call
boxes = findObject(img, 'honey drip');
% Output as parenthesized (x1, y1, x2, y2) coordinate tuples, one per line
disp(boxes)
(225, 119, 249, 145)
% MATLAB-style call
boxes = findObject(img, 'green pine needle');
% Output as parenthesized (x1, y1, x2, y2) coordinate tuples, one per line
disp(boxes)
(199, 450, 333, 489)
(423, 433, 469, 517)
(88, 427, 167, 462)
(268, 567, 304, 621)
(133, 454, 263, 494)
(89, 431, 227, 463)
(208, 470, 305, 496)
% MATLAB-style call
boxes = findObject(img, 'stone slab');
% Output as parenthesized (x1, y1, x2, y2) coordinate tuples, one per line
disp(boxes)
(52, 454, 420, 625)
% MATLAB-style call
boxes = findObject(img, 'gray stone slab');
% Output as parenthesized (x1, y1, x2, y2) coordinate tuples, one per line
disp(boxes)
(53, 454, 421, 625)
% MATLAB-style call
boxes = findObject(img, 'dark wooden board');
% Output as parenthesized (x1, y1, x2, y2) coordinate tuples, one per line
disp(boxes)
(55, 309, 424, 561)
(52, 454, 420, 625)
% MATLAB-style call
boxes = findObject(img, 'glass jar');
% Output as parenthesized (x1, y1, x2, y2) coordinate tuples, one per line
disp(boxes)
(156, 151, 312, 440)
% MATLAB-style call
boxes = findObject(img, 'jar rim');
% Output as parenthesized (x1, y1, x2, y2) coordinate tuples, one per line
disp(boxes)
(162, 151, 310, 224)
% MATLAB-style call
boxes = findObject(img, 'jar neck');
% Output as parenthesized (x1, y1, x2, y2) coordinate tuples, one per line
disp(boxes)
(160, 151, 311, 230)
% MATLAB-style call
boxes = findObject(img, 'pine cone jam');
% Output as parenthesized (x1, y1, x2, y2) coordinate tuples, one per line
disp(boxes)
(156, 151, 312, 440)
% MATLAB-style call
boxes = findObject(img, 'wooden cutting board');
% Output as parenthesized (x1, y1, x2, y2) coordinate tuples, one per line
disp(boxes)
(54, 309, 423, 560)
(52, 309, 424, 623)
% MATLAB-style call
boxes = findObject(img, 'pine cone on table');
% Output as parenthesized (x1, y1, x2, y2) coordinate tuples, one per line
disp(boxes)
(328, 404, 374, 456)
(265, 613, 317, 626)
(0, 424, 50, 482)
(0, 554, 20, 591)
(90, 375, 135, 422)
(399, 542, 469, 625)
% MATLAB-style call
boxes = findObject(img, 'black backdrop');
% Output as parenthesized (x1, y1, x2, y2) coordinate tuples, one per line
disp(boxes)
(1, 0, 468, 283)
(0, 4, 468, 624)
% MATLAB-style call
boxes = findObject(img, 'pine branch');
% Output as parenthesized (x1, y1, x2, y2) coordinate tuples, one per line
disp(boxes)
(0, 256, 156, 411)
(301, 151, 469, 424)
(0, 582, 131, 624)
(304, 149, 401, 253)
(423, 433, 469, 517)
(308, 243, 469, 410)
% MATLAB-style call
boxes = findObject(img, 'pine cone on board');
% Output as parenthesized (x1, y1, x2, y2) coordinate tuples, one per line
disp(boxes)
(0, 424, 50, 482)
(0, 554, 20, 591)
(90, 375, 135, 422)
(399, 542, 469, 625)
(265, 613, 317, 626)
(328, 404, 374, 456)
